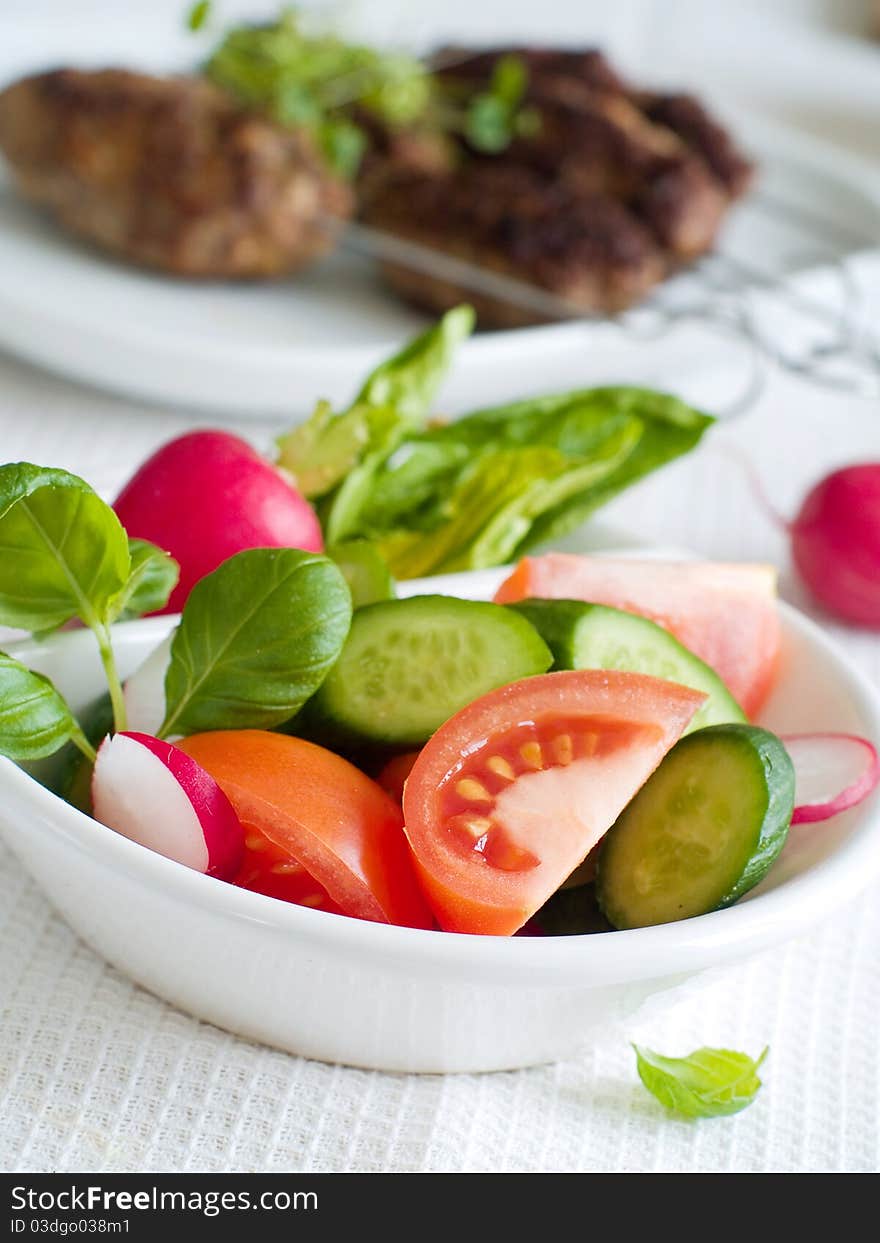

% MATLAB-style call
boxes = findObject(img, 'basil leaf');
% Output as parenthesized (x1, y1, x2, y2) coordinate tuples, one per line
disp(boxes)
(161, 548, 352, 737)
(0, 463, 130, 632)
(109, 539, 179, 622)
(634, 1044, 769, 1119)
(0, 651, 78, 760)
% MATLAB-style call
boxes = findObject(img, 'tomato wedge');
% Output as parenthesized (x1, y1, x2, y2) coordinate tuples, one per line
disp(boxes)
(402, 671, 705, 935)
(233, 825, 344, 916)
(495, 553, 781, 717)
(179, 730, 434, 929)
(377, 751, 421, 806)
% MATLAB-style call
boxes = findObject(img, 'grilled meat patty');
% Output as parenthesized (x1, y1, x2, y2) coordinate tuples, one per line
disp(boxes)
(361, 164, 665, 327)
(0, 68, 352, 277)
(361, 46, 754, 323)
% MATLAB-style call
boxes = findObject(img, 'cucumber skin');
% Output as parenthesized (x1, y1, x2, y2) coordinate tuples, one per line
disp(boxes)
(310, 594, 553, 747)
(596, 724, 795, 929)
(714, 725, 795, 907)
(508, 598, 746, 732)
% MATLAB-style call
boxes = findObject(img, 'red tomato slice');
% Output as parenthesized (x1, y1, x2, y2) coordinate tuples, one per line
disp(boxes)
(234, 822, 344, 916)
(179, 730, 434, 929)
(402, 671, 705, 935)
(494, 553, 781, 717)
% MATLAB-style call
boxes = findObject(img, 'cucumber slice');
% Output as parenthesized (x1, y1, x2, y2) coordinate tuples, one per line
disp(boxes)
(596, 724, 795, 929)
(508, 598, 746, 732)
(311, 594, 552, 746)
(327, 540, 395, 608)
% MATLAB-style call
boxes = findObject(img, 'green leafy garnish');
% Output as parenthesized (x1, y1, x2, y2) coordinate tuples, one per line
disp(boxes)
(202, 9, 431, 176)
(274, 313, 713, 579)
(276, 304, 475, 503)
(464, 54, 539, 153)
(375, 431, 640, 579)
(109, 539, 179, 623)
(0, 464, 130, 634)
(327, 540, 395, 608)
(0, 463, 134, 733)
(0, 652, 92, 762)
(186, 0, 212, 32)
(160, 548, 352, 738)
(634, 1044, 769, 1119)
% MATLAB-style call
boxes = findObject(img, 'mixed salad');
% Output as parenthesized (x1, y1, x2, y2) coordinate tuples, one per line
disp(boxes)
(0, 310, 877, 939)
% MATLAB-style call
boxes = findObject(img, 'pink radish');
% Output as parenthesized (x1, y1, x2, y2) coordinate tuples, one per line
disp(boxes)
(92, 731, 244, 878)
(114, 430, 323, 613)
(790, 466, 880, 627)
(732, 451, 880, 628)
(783, 733, 880, 825)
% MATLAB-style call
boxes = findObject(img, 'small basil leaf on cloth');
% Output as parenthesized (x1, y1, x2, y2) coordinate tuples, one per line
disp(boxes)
(0, 463, 130, 632)
(634, 1044, 769, 1119)
(109, 539, 180, 622)
(160, 548, 352, 737)
(0, 651, 78, 761)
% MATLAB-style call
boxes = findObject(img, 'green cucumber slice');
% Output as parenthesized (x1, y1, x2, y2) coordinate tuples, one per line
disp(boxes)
(508, 598, 746, 732)
(311, 594, 552, 746)
(596, 724, 795, 929)
(327, 539, 395, 608)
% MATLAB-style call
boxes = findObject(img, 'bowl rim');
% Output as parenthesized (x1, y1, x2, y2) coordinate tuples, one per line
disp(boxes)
(3, 574, 880, 988)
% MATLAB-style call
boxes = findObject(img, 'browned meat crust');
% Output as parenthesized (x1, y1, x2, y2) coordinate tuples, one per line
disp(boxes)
(638, 92, 755, 198)
(361, 164, 665, 327)
(0, 68, 352, 277)
(362, 46, 754, 324)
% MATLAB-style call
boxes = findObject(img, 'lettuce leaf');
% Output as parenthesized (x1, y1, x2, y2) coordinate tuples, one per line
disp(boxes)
(274, 310, 714, 579)
(276, 306, 475, 502)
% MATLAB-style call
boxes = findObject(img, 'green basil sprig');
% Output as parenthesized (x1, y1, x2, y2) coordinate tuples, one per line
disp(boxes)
(160, 548, 352, 738)
(109, 538, 179, 623)
(634, 1044, 769, 1119)
(0, 464, 130, 633)
(0, 464, 179, 743)
(0, 651, 94, 762)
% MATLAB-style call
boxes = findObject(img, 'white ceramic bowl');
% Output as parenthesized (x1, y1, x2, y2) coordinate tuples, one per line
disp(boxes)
(1, 567, 879, 1073)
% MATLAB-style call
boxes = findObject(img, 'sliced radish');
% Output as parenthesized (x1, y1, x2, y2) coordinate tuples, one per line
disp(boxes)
(92, 731, 244, 879)
(123, 633, 174, 737)
(783, 733, 880, 824)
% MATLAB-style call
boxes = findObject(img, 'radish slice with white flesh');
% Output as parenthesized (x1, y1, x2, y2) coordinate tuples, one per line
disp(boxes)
(92, 731, 244, 878)
(783, 733, 880, 824)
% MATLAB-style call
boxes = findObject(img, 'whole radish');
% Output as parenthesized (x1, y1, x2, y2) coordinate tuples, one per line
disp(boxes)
(114, 430, 322, 613)
(732, 451, 880, 629)
(790, 465, 880, 627)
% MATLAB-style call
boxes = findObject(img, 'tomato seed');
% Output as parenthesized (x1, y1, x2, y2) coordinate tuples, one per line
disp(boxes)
(553, 734, 574, 765)
(519, 740, 543, 769)
(486, 754, 516, 781)
(456, 777, 492, 803)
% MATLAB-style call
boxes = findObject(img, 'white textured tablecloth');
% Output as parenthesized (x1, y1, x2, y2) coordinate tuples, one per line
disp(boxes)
(2, 255, 880, 1173)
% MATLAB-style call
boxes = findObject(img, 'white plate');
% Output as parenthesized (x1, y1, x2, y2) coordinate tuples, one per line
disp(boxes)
(2, 17, 880, 420)
(0, 559, 879, 1071)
